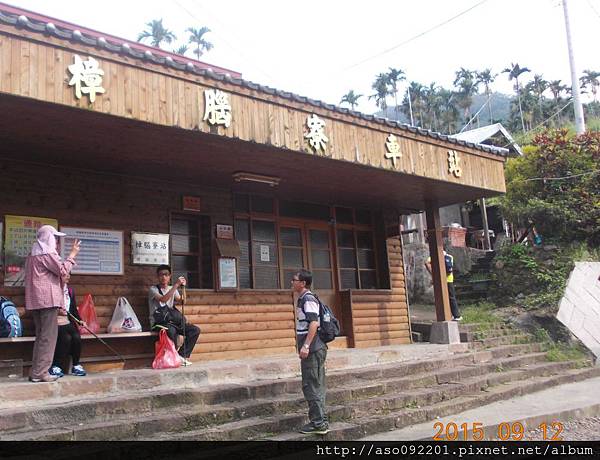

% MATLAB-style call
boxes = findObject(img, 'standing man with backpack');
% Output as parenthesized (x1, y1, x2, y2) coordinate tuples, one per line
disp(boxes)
(292, 269, 329, 435)
(425, 248, 462, 321)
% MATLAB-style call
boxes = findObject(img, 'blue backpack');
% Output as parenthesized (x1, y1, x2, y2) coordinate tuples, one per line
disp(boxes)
(0, 297, 22, 338)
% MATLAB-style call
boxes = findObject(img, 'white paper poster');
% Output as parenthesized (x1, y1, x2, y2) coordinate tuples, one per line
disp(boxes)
(60, 227, 123, 275)
(219, 258, 237, 289)
(260, 244, 270, 262)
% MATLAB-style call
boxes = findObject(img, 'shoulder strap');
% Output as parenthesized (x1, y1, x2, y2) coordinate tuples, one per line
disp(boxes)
(156, 284, 164, 296)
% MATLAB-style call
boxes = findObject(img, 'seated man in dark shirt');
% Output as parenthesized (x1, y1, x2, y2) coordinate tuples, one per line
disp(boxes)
(148, 264, 200, 366)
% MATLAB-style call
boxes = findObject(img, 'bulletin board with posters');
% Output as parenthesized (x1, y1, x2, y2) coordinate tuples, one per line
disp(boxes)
(4, 215, 58, 287)
(60, 227, 124, 275)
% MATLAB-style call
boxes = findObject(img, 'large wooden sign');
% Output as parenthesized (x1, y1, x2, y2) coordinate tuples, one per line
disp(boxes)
(0, 30, 506, 194)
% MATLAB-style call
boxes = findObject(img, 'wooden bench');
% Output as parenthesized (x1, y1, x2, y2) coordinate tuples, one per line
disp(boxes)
(0, 331, 159, 375)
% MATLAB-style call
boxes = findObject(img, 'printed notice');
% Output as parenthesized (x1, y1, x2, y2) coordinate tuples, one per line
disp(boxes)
(260, 244, 270, 262)
(60, 227, 123, 275)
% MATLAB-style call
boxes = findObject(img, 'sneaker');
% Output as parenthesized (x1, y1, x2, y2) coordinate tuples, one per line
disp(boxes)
(180, 357, 193, 366)
(453, 316, 463, 321)
(49, 366, 64, 378)
(299, 423, 330, 435)
(71, 365, 87, 376)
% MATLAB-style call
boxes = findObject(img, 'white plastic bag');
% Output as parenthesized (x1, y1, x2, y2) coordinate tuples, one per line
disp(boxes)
(107, 297, 142, 333)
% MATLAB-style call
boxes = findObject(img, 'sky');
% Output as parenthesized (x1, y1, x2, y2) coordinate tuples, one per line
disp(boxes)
(5, 0, 600, 114)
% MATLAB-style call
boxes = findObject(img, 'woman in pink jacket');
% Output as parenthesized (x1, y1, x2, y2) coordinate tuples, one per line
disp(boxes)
(25, 225, 80, 383)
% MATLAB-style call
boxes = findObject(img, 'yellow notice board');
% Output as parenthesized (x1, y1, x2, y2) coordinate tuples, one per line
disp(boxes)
(4, 215, 58, 287)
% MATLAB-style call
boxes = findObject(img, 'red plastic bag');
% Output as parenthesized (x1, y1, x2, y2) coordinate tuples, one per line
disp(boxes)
(152, 329, 181, 369)
(77, 294, 100, 335)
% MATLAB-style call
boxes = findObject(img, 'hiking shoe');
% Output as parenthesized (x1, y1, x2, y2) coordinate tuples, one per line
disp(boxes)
(29, 374, 59, 383)
(453, 316, 463, 321)
(71, 365, 87, 376)
(299, 423, 330, 435)
(49, 366, 64, 378)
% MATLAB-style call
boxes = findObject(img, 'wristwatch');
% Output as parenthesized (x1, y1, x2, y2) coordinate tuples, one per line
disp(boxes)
(302, 344, 310, 350)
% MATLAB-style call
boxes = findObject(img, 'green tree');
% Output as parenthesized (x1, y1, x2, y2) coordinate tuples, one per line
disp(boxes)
(386, 67, 406, 115)
(369, 73, 390, 111)
(477, 68, 497, 124)
(500, 129, 600, 246)
(173, 44, 189, 56)
(340, 90, 363, 110)
(503, 62, 531, 132)
(437, 89, 459, 134)
(528, 74, 548, 125)
(453, 68, 479, 129)
(187, 26, 213, 59)
(137, 19, 176, 48)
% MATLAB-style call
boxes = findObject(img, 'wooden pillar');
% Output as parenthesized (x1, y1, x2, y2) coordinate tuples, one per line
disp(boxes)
(425, 202, 452, 322)
(479, 197, 491, 251)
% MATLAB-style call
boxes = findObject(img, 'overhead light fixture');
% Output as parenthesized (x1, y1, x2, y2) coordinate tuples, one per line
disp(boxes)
(232, 172, 280, 187)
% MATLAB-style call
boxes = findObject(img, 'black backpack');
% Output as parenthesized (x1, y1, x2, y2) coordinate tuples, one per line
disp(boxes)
(444, 253, 453, 274)
(299, 293, 340, 343)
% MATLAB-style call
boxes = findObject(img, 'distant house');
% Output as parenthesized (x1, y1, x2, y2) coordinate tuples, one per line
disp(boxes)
(451, 123, 523, 157)
(403, 123, 522, 247)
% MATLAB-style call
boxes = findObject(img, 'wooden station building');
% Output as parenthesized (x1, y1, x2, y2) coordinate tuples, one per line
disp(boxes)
(0, 4, 507, 370)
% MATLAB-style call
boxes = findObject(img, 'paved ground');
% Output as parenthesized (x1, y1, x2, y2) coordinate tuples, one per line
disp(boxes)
(361, 375, 600, 441)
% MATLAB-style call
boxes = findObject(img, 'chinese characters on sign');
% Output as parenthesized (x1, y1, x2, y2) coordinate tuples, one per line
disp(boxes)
(448, 150, 463, 178)
(131, 232, 169, 266)
(204, 89, 232, 127)
(68, 55, 105, 103)
(4, 215, 58, 287)
(304, 114, 328, 153)
(218, 258, 238, 289)
(385, 134, 402, 168)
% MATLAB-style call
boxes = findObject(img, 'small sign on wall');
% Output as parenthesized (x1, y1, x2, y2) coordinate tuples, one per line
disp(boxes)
(216, 224, 234, 240)
(131, 232, 169, 265)
(182, 196, 201, 212)
(260, 244, 270, 262)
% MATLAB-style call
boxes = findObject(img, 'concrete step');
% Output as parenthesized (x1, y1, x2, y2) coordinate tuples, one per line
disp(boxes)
(0, 349, 556, 440)
(267, 366, 600, 441)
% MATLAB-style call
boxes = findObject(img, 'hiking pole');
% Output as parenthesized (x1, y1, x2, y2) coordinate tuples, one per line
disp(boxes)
(67, 312, 126, 363)
(181, 283, 187, 366)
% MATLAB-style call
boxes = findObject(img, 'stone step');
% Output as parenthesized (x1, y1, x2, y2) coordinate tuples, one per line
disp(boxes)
(471, 334, 534, 349)
(267, 366, 600, 441)
(0, 349, 554, 440)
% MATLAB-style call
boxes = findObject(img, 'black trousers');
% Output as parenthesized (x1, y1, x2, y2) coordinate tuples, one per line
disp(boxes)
(166, 323, 200, 358)
(448, 282, 460, 318)
(53, 322, 81, 368)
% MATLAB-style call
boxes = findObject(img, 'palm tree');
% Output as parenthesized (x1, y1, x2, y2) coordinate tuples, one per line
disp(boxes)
(403, 82, 425, 126)
(529, 74, 548, 124)
(423, 82, 440, 131)
(385, 68, 405, 115)
(548, 79, 567, 126)
(137, 19, 176, 48)
(476, 68, 496, 124)
(580, 69, 600, 102)
(438, 89, 459, 134)
(502, 63, 531, 132)
(187, 27, 213, 59)
(340, 90, 363, 110)
(453, 68, 479, 129)
(173, 44, 189, 56)
(369, 73, 390, 111)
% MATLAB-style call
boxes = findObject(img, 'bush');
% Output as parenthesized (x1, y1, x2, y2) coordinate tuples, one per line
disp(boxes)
(491, 243, 599, 311)
(500, 129, 600, 246)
